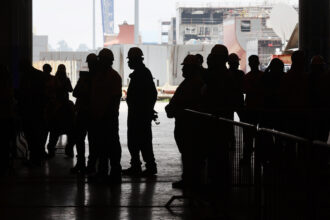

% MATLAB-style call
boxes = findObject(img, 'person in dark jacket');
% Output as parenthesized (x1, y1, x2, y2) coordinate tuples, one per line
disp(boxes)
(70, 54, 97, 174)
(165, 55, 204, 189)
(241, 55, 264, 162)
(46, 64, 74, 158)
(89, 48, 122, 184)
(122, 47, 158, 177)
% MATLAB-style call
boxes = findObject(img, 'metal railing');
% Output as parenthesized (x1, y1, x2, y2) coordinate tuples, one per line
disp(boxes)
(166, 108, 330, 220)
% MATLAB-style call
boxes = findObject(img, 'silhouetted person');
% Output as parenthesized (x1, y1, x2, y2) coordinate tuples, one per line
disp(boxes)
(123, 47, 158, 177)
(308, 55, 330, 141)
(70, 54, 97, 174)
(201, 45, 238, 194)
(280, 50, 308, 137)
(0, 65, 14, 175)
(241, 55, 264, 162)
(40, 64, 56, 158)
(18, 61, 45, 166)
(258, 58, 285, 164)
(46, 64, 74, 158)
(165, 55, 204, 189)
(228, 53, 245, 150)
(89, 48, 122, 183)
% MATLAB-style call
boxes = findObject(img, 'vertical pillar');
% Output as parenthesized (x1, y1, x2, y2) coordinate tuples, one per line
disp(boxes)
(299, 0, 330, 64)
(134, 0, 139, 44)
(0, 0, 32, 86)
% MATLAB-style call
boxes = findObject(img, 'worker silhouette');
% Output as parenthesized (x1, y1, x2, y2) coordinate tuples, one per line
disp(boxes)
(280, 50, 309, 137)
(46, 64, 74, 158)
(308, 55, 330, 141)
(123, 47, 158, 177)
(241, 55, 264, 163)
(18, 61, 45, 166)
(89, 48, 122, 184)
(70, 53, 97, 174)
(202, 44, 238, 193)
(165, 55, 204, 189)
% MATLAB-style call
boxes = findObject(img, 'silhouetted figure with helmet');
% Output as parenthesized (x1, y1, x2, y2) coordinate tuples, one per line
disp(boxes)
(122, 47, 158, 177)
(89, 48, 122, 184)
(70, 53, 98, 174)
(308, 55, 330, 141)
(280, 50, 309, 137)
(241, 55, 264, 163)
(165, 55, 204, 189)
(201, 45, 239, 198)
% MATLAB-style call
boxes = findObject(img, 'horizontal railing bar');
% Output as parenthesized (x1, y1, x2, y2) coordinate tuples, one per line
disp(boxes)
(184, 109, 330, 148)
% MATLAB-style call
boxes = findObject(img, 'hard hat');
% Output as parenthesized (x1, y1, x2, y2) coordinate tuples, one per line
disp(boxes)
(86, 53, 97, 63)
(127, 47, 144, 59)
(228, 53, 240, 63)
(211, 44, 229, 58)
(181, 55, 199, 65)
(311, 55, 325, 65)
(98, 48, 114, 61)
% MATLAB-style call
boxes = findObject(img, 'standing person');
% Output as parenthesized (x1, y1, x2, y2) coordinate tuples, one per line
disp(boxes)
(280, 50, 309, 137)
(70, 54, 97, 174)
(41, 64, 56, 158)
(0, 65, 14, 175)
(241, 55, 264, 163)
(123, 47, 158, 177)
(201, 45, 238, 193)
(46, 64, 74, 158)
(308, 55, 330, 142)
(89, 48, 122, 183)
(18, 61, 45, 166)
(165, 55, 204, 189)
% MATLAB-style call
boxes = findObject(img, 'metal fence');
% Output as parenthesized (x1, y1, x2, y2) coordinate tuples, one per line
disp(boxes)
(166, 109, 330, 220)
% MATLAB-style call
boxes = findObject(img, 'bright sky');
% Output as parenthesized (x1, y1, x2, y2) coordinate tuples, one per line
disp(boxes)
(33, 0, 298, 50)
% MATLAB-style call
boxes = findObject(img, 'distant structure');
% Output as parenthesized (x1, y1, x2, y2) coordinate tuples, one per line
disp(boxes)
(104, 22, 141, 46)
(167, 3, 298, 71)
(33, 35, 48, 62)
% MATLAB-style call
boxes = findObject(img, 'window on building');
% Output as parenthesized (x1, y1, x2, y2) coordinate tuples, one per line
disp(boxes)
(199, 26, 204, 35)
(241, 20, 251, 32)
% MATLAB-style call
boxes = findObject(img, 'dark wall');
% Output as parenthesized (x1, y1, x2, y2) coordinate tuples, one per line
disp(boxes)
(299, 0, 330, 64)
(0, 0, 32, 86)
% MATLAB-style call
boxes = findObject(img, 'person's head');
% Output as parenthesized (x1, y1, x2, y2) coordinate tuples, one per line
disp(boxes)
(86, 53, 98, 71)
(291, 50, 305, 70)
(195, 54, 204, 66)
(266, 58, 284, 74)
(207, 53, 216, 70)
(42, 64, 52, 74)
(210, 44, 229, 67)
(248, 55, 260, 70)
(98, 48, 114, 69)
(310, 55, 326, 73)
(228, 53, 240, 70)
(56, 64, 67, 78)
(127, 47, 144, 70)
(181, 55, 199, 78)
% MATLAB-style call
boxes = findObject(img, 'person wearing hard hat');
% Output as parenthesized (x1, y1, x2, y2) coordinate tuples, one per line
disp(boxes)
(308, 55, 330, 142)
(89, 48, 122, 184)
(165, 54, 204, 189)
(123, 47, 158, 177)
(201, 44, 238, 193)
(70, 53, 98, 174)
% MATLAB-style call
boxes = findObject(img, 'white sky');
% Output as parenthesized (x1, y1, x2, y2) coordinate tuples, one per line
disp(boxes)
(33, 0, 298, 50)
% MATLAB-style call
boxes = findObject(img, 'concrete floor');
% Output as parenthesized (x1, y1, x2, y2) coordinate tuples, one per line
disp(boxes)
(0, 102, 212, 220)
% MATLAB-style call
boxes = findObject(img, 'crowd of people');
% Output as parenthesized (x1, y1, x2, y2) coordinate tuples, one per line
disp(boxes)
(0, 44, 329, 190)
